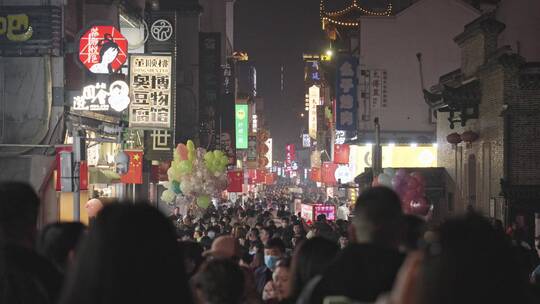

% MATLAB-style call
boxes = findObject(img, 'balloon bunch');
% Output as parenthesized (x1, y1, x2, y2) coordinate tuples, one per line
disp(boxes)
(373, 168, 431, 216)
(161, 140, 229, 209)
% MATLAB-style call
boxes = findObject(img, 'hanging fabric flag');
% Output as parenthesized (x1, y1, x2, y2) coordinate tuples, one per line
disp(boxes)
(227, 171, 243, 192)
(334, 144, 350, 164)
(120, 151, 143, 184)
(321, 162, 338, 185)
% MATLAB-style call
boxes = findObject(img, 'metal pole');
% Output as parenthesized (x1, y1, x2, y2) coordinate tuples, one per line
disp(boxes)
(373, 117, 382, 176)
(73, 130, 81, 221)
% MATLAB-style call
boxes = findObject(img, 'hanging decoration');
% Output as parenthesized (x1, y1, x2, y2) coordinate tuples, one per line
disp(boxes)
(160, 140, 229, 209)
(320, 0, 393, 29)
(372, 168, 431, 217)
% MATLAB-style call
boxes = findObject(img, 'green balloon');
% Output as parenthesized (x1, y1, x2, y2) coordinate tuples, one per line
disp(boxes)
(186, 140, 195, 151)
(204, 151, 214, 162)
(179, 160, 193, 174)
(171, 180, 181, 194)
(188, 150, 196, 162)
(197, 195, 211, 209)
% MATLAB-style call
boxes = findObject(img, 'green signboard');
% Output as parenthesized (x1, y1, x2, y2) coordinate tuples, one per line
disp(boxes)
(235, 104, 248, 149)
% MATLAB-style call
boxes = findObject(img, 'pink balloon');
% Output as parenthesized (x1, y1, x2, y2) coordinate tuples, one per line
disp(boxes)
(407, 176, 419, 190)
(410, 197, 430, 216)
(401, 199, 412, 214)
(403, 189, 417, 202)
(176, 144, 188, 160)
(411, 172, 425, 185)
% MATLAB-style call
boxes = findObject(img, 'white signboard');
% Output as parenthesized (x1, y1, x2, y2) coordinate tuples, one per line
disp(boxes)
(302, 134, 311, 148)
(72, 80, 130, 112)
(129, 55, 172, 129)
(265, 138, 273, 169)
(308, 85, 320, 139)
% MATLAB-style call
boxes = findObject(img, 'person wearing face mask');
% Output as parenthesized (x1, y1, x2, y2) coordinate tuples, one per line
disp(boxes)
(254, 238, 286, 295)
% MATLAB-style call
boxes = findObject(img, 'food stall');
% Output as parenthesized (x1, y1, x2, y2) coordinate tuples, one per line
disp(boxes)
(300, 203, 336, 222)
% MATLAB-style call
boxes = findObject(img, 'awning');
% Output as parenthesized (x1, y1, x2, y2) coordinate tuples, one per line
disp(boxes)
(89, 167, 121, 184)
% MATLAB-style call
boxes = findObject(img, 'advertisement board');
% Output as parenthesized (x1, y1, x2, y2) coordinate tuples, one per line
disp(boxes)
(235, 104, 249, 149)
(336, 56, 359, 131)
(129, 55, 172, 129)
(308, 85, 320, 139)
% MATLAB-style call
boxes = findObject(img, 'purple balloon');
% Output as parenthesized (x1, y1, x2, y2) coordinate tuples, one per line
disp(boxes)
(396, 169, 407, 177)
(391, 176, 401, 189)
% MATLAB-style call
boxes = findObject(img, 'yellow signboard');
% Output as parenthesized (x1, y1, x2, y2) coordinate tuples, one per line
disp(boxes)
(349, 145, 437, 176)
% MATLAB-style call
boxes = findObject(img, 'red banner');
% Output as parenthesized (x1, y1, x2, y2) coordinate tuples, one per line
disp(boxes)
(120, 151, 143, 184)
(55, 146, 88, 191)
(334, 144, 350, 164)
(310, 167, 321, 182)
(227, 171, 244, 192)
(265, 172, 277, 185)
(321, 162, 338, 185)
(255, 169, 266, 184)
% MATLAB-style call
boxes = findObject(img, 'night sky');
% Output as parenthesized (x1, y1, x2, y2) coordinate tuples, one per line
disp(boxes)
(235, 0, 327, 161)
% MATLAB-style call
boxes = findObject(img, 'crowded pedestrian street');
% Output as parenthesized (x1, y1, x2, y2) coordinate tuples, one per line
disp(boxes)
(1, 0, 540, 304)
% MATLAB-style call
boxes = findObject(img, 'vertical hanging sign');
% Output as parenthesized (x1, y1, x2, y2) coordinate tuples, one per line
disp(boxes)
(336, 56, 359, 131)
(308, 85, 320, 139)
(129, 55, 172, 129)
(235, 104, 249, 149)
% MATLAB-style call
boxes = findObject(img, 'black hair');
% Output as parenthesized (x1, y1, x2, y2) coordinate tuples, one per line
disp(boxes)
(265, 238, 286, 254)
(193, 259, 244, 304)
(0, 182, 40, 244)
(418, 213, 532, 304)
(98, 33, 119, 73)
(59, 203, 193, 304)
(353, 186, 404, 247)
(37, 222, 86, 272)
(289, 237, 339, 301)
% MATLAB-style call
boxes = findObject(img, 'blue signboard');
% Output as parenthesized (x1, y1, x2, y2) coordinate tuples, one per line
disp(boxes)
(335, 56, 359, 131)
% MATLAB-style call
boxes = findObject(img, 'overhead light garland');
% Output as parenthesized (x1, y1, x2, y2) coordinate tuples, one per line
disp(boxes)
(320, 0, 393, 28)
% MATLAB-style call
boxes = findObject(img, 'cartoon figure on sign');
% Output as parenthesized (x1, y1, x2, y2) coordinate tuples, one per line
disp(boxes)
(108, 80, 130, 112)
(79, 25, 127, 74)
(90, 34, 120, 74)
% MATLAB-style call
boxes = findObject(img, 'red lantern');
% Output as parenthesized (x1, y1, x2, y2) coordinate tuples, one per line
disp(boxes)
(461, 131, 479, 144)
(446, 132, 462, 145)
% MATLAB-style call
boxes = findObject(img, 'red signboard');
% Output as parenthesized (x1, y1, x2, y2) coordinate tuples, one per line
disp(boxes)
(78, 25, 128, 74)
(227, 171, 243, 192)
(285, 144, 296, 165)
(55, 146, 88, 191)
(334, 144, 350, 164)
(120, 151, 143, 184)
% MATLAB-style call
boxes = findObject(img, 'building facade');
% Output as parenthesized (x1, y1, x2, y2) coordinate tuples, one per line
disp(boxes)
(429, 14, 540, 238)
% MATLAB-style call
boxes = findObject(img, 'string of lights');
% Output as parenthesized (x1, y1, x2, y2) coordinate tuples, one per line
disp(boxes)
(320, 0, 393, 28)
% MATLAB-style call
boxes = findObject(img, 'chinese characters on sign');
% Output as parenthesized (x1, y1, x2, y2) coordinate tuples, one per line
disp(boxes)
(247, 136, 257, 161)
(308, 85, 320, 139)
(78, 25, 128, 74)
(144, 129, 174, 161)
(0, 6, 62, 56)
(0, 13, 32, 41)
(129, 55, 172, 129)
(235, 104, 248, 149)
(72, 81, 130, 112)
(370, 70, 388, 109)
(336, 56, 359, 131)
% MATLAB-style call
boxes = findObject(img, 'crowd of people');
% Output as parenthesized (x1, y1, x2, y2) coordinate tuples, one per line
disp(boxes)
(1, 181, 540, 304)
